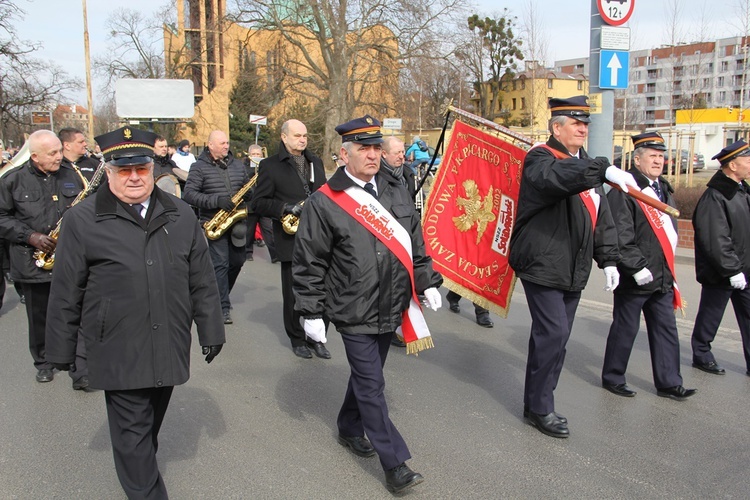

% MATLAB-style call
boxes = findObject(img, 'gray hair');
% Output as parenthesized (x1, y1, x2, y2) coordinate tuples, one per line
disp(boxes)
(29, 130, 60, 154)
(248, 144, 263, 155)
(548, 115, 568, 135)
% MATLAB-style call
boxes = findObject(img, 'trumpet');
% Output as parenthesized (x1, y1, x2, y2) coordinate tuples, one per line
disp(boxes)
(204, 173, 258, 239)
(34, 159, 106, 270)
(281, 201, 304, 235)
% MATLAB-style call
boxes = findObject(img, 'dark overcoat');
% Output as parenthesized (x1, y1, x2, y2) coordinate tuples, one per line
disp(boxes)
(45, 183, 225, 390)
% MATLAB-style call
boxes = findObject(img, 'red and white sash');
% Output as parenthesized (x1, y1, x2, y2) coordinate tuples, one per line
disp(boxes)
(637, 185, 683, 312)
(318, 183, 433, 354)
(532, 144, 600, 230)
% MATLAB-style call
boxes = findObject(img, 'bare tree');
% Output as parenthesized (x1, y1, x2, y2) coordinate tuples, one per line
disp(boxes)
(230, 0, 464, 159)
(520, 0, 549, 140)
(0, 0, 80, 144)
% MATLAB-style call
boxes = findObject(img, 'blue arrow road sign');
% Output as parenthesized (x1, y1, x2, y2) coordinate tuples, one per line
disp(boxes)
(599, 50, 629, 89)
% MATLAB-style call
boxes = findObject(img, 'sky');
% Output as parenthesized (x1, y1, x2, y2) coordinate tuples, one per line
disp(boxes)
(11, 0, 739, 106)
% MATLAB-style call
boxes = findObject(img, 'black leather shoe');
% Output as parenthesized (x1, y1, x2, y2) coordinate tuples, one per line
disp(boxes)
(391, 336, 406, 347)
(657, 385, 697, 401)
(36, 369, 53, 383)
(692, 360, 725, 375)
(525, 411, 569, 438)
(603, 382, 637, 397)
(308, 342, 331, 359)
(72, 376, 90, 391)
(223, 311, 233, 324)
(448, 302, 460, 313)
(292, 345, 313, 359)
(523, 405, 566, 424)
(246, 255, 254, 261)
(338, 435, 376, 457)
(385, 463, 424, 493)
(476, 315, 494, 328)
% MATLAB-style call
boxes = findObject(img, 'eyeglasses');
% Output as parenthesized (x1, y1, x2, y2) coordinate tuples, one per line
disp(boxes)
(108, 166, 152, 177)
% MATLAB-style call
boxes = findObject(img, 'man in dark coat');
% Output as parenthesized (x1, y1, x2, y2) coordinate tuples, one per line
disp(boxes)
(602, 132, 696, 401)
(0, 130, 86, 385)
(45, 126, 225, 499)
(244, 144, 277, 262)
(183, 130, 250, 324)
(293, 115, 443, 494)
(251, 119, 329, 359)
(508, 95, 636, 438)
(59, 127, 101, 181)
(691, 139, 750, 377)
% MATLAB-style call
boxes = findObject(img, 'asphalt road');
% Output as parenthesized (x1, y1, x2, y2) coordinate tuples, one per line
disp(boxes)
(0, 244, 748, 499)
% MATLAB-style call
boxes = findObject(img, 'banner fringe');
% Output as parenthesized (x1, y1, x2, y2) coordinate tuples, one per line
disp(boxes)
(406, 336, 434, 356)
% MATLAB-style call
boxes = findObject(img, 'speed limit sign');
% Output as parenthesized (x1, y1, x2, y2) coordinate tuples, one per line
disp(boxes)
(597, 0, 635, 26)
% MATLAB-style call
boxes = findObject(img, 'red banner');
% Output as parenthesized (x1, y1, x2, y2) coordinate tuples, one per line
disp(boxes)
(422, 120, 525, 318)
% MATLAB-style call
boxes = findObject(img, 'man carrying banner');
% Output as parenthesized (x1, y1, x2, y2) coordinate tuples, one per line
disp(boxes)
(509, 95, 637, 438)
(292, 115, 443, 493)
(602, 132, 696, 401)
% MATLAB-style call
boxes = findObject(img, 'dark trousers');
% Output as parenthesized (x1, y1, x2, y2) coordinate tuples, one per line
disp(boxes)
(692, 286, 750, 370)
(522, 280, 580, 415)
(22, 282, 52, 370)
(280, 261, 306, 347)
(603, 291, 683, 390)
(338, 332, 410, 471)
(445, 290, 490, 318)
(105, 386, 174, 500)
(208, 234, 245, 312)
(246, 214, 277, 260)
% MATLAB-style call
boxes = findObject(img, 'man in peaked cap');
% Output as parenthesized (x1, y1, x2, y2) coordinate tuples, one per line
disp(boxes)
(509, 95, 637, 438)
(45, 126, 225, 498)
(0, 130, 86, 386)
(691, 139, 750, 377)
(602, 131, 696, 401)
(292, 115, 443, 494)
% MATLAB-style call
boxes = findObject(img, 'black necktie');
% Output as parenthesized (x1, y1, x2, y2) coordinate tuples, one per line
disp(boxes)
(652, 181, 662, 202)
(132, 203, 145, 221)
(364, 182, 378, 199)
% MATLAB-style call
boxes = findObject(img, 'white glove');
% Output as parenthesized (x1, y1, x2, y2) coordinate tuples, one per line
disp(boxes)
(729, 272, 747, 290)
(633, 268, 654, 286)
(605, 166, 639, 193)
(423, 287, 442, 311)
(303, 318, 327, 343)
(604, 266, 620, 292)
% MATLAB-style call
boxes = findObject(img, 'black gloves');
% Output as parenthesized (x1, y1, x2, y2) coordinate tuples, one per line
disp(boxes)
(593, 156, 611, 169)
(217, 196, 234, 211)
(28, 232, 57, 252)
(283, 203, 303, 217)
(202, 345, 223, 364)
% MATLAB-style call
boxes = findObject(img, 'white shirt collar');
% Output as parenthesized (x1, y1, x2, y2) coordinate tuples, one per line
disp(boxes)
(343, 168, 377, 195)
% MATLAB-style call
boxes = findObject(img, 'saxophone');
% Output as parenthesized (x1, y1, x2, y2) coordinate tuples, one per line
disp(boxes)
(281, 201, 304, 235)
(34, 159, 106, 270)
(204, 173, 258, 240)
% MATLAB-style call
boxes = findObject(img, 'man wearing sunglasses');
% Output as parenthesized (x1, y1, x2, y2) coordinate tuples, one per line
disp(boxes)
(45, 126, 225, 499)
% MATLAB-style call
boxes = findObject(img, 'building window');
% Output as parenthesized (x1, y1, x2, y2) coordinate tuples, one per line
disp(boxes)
(521, 97, 526, 109)
(512, 98, 517, 110)
(646, 96, 655, 106)
(718, 91, 726, 103)
(512, 80, 517, 91)
(520, 78, 525, 90)
(721, 61, 729, 71)
(645, 110, 655, 120)
(703, 78, 710, 87)
(648, 69, 658, 79)
(738, 59, 746, 70)
(635, 70, 641, 79)
(735, 75, 744, 85)
(577, 80, 583, 90)
(646, 83, 656, 92)
(705, 93, 711, 103)
(708, 62, 713, 71)
(547, 79, 553, 89)
(734, 90, 742, 102)
(717, 76, 725, 86)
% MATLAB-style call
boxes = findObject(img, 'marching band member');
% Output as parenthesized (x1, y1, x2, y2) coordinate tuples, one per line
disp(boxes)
(183, 130, 250, 324)
(59, 127, 100, 181)
(0, 130, 86, 387)
(292, 115, 442, 493)
(508, 95, 637, 438)
(251, 119, 328, 359)
(602, 132, 696, 401)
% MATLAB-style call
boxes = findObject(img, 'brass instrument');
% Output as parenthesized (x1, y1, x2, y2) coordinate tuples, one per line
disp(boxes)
(281, 201, 304, 235)
(204, 173, 258, 240)
(34, 159, 106, 270)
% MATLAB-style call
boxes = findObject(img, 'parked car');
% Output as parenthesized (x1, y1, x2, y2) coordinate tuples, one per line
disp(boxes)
(663, 149, 705, 174)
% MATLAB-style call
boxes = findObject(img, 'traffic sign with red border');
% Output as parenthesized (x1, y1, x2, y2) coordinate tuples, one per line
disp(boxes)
(597, 0, 635, 27)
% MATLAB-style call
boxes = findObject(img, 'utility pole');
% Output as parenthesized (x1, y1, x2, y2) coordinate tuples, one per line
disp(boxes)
(82, 0, 95, 141)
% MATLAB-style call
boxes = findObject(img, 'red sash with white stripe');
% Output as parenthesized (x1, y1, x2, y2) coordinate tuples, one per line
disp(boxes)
(636, 186, 683, 311)
(533, 144, 599, 230)
(318, 183, 433, 354)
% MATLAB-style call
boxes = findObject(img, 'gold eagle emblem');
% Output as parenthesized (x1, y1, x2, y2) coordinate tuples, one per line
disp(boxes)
(453, 179, 496, 244)
(123, 128, 132, 139)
